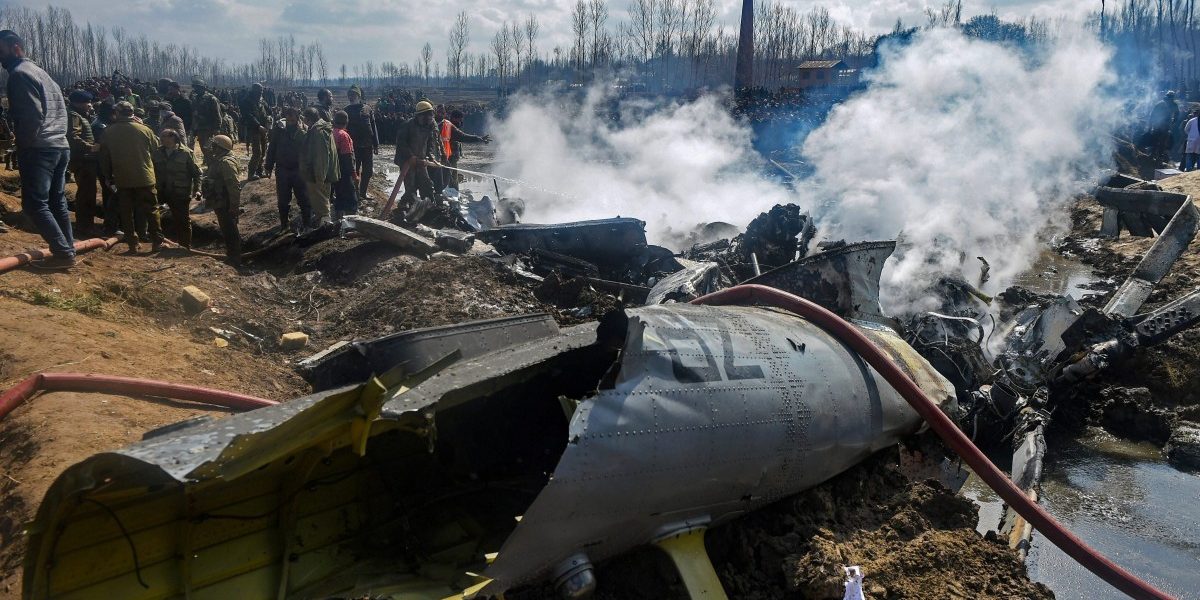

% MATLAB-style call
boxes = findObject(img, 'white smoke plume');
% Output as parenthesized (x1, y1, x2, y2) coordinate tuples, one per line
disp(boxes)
(490, 27, 1122, 312)
(488, 85, 794, 247)
(800, 28, 1122, 311)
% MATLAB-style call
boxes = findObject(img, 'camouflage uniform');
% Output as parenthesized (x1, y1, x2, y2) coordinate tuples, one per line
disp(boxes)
(192, 87, 224, 164)
(202, 150, 242, 264)
(152, 144, 201, 248)
(242, 93, 270, 177)
(67, 107, 100, 233)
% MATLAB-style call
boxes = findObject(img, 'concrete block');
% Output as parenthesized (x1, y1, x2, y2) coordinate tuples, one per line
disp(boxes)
(180, 286, 212, 314)
(1155, 168, 1183, 180)
(280, 332, 310, 351)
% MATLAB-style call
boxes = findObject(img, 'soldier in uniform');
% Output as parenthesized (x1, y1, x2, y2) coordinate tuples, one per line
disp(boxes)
(393, 100, 439, 215)
(98, 101, 162, 253)
(242, 83, 270, 179)
(315, 88, 335, 123)
(264, 106, 312, 231)
(66, 90, 101, 236)
(299, 107, 338, 229)
(144, 101, 163, 133)
(191, 78, 224, 165)
(202, 135, 242, 265)
(165, 81, 193, 147)
(344, 85, 379, 199)
(152, 128, 201, 248)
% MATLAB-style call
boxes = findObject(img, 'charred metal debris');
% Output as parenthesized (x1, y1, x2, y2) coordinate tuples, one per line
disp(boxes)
(20, 175, 1200, 600)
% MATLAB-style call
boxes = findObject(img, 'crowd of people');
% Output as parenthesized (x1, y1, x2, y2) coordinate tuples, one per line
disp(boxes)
(0, 28, 492, 271)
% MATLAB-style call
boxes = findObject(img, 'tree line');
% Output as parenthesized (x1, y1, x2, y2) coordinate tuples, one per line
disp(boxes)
(5, 2, 1200, 95)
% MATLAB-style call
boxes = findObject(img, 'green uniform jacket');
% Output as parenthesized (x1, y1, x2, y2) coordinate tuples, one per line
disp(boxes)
(393, 117, 437, 165)
(193, 91, 224, 133)
(152, 145, 202, 198)
(300, 119, 339, 184)
(98, 118, 159, 188)
(242, 96, 269, 129)
(67, 108, 97, 171)
(203, 154, 242, 211)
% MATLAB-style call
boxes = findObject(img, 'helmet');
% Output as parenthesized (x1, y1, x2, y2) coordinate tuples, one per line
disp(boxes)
(211, 135, 234, 152)
(191, 77, 207, 88)
(414, 100, 434, 114)
(251, 82, 264, 91)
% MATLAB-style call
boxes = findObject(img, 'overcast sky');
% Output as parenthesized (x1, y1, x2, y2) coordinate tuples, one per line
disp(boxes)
(6, 0, 1095, 70)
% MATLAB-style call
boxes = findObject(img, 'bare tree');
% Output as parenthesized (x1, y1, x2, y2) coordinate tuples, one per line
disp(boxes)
(590, 0, 610, 67)
(524, 14, 541, 78)
(492, 26, 512, 87)
(421, 42, 434, 83)
(448, 11, 470, 84)
(571, 0, 590, 71)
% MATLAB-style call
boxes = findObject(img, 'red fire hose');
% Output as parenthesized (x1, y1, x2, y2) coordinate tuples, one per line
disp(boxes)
(0, 237, 120, 275)
(692, 284, 1174, 600)
(0, 372, 277, 422)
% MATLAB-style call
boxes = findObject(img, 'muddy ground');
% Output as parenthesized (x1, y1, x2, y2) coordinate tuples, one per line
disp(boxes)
(1055, 171, 1200, 468)
(0, 146, 1066, 598)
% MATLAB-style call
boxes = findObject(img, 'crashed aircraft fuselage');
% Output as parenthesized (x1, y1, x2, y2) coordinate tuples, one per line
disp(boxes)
(24, 304, 955, 599)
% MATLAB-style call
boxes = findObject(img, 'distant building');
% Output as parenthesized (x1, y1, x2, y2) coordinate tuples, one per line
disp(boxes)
(795, 60, 859, 90)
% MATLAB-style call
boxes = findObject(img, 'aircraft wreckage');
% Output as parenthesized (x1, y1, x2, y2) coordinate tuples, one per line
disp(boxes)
(17, 176, 1200, 600)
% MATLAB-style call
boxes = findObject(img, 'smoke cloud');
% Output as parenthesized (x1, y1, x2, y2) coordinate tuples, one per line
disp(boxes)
(489, 86, 794, 248)
(800, 28, 1122, 311)
(490, 27, 1122, 312)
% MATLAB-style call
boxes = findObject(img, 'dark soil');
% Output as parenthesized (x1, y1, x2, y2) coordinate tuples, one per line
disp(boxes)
(510, 449, 1051, 600)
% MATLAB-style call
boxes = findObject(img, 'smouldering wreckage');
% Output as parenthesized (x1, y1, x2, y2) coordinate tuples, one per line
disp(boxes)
(19, 175, 1200, 600)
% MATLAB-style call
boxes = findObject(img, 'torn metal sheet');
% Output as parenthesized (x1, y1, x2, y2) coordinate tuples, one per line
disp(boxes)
(26, 304, 955, 600)
(743, 241, 897, 324)
(646, 259, 726, 304)
(342, 215, 439, 254)
(474, 217, 648, 269)
(1103, 195, 1200, 316)
(297, 313, 561, 391)
(1093, 186, 1190, 239)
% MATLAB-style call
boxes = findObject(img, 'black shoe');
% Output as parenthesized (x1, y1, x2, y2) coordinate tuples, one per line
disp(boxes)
(31, 255, 76, 270)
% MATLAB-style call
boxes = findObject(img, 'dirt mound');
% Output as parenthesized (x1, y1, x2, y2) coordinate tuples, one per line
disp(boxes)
(325, 255, 553, 339)
(1158, 169, 1200, 198)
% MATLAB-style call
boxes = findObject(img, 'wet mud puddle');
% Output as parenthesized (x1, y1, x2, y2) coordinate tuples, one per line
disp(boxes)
(969, 250, 1200, 599)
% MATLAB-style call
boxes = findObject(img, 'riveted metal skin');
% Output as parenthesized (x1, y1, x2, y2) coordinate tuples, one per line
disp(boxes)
(481, 304, 955, 592)
(1134, 288, 1200, 345)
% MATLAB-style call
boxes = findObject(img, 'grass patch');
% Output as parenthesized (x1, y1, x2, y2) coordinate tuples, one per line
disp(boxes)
(24, 290, 104, 315)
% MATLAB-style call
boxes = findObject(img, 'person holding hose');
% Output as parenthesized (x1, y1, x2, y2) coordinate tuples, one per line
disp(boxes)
(392, 100, 438, 218)
(201, 134, 242, 265)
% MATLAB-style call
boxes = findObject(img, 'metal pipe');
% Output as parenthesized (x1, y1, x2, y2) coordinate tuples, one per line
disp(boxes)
(0, 237, 119, 275)
(691, 284, 1174, 600)
(0, 372, 277, 421)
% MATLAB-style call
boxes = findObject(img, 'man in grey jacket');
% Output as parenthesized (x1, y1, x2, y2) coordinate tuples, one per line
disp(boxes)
(1, 30, 75, 268)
